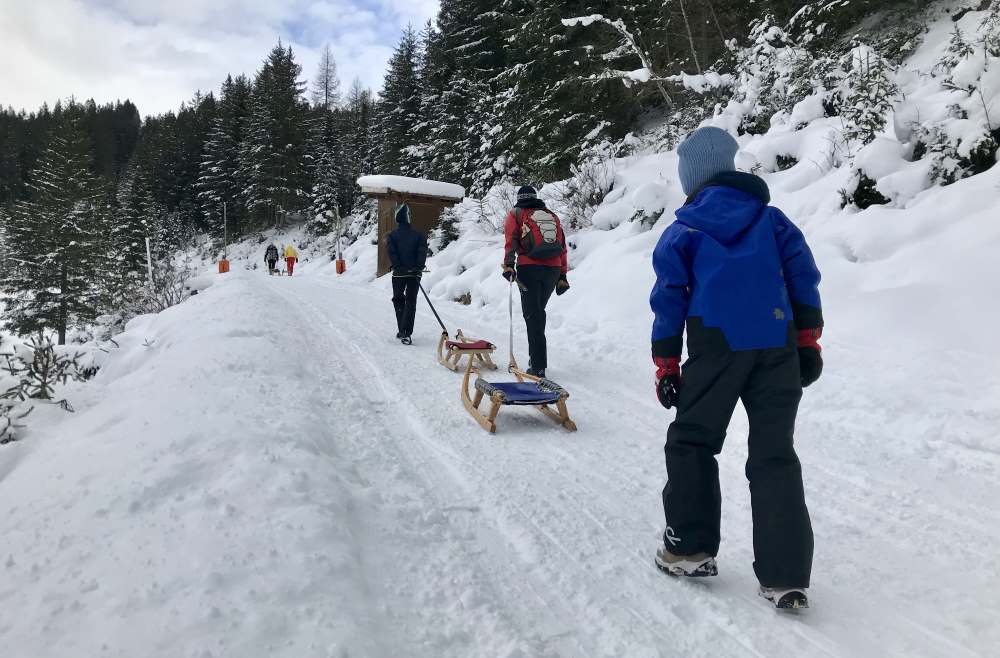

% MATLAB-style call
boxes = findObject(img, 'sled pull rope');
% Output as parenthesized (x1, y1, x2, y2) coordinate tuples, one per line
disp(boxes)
(508, 279, 514, 370)
(419, 282, 449, 335)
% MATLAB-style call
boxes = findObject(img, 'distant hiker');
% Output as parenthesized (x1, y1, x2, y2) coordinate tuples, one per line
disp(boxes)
(386, 204, 427, 345)
(283, 244, 299, 276)
(264, 244, 279, 274)
(502, 185, 569, 379)
(650, 127, 823, 610)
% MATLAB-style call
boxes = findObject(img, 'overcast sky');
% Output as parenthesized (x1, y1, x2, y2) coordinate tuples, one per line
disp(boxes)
(0, 0, 439, 116)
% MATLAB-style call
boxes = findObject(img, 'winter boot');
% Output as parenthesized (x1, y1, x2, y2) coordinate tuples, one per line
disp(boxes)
(395, 331, 403, 339)
(526, 367, 546, 379)
(758, 586, 809, 610)
(654, 547, 718, 577)
(401, 335, 412, 345)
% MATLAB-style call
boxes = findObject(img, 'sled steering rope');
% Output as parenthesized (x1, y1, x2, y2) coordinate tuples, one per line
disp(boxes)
(439, 279, 577, 434)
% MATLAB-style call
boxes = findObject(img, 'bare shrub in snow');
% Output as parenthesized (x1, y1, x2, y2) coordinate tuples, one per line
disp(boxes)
(2, 333, 89, 413)
(557, 157, 616, 230)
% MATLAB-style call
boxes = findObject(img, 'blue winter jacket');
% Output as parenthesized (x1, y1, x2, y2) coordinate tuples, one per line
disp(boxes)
(650, 172, 822, 357)
(386, 222, 428, 275)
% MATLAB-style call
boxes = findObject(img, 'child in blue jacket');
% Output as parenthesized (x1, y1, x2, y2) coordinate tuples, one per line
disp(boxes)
(650, 127, 823, 609)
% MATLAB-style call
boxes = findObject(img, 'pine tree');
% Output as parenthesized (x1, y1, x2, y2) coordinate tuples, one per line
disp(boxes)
(312, 43, 342, 111)
(842, 43, 899, 146)
(308, 46, 346, 222)
(238, 43, 311, 227)
(374, 26, 423, 175)
(198, 75, 251, 239)
(1, 104, 110, 344)
(340, 79, 376, 213)
(502, 1, 639, 182)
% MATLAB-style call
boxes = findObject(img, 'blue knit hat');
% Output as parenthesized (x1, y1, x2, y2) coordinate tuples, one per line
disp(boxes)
(516, 186, 537, 201)
(395, 203, 410, 225)
(677, 127, 739, 196)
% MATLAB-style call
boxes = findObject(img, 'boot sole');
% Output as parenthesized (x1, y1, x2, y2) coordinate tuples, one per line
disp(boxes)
(759, 588, 810, 610)
(654, 556, 718, 578)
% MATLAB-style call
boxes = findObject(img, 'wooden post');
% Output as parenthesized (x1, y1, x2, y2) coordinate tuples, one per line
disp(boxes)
(219, 202, 231, 274)
(145, 237, 154, 288)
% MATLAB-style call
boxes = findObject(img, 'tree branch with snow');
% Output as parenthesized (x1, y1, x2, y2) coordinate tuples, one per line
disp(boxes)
(562, 15, 674, 108)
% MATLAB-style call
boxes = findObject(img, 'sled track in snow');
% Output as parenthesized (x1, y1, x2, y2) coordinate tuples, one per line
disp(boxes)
(269, 278, 841, 657)
(259, 273, 996, 657)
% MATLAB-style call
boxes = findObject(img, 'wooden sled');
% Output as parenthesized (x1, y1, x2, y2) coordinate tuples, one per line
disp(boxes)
(459, 346, 577, 434)
(438, 329, 499, 372)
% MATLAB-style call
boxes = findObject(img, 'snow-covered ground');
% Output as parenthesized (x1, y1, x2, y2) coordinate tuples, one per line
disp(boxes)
(3, 5, 1000, 655)
(2, 206, 998, 655)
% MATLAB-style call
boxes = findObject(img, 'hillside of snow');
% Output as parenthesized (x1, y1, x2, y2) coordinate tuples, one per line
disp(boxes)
(2, 4, 1000, 657)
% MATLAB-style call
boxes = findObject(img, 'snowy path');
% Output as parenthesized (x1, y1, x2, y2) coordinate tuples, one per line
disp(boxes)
(2, 268, 998, 657)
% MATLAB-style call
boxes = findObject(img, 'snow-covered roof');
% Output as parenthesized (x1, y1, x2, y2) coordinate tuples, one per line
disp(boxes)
(357, 175, 465, 201)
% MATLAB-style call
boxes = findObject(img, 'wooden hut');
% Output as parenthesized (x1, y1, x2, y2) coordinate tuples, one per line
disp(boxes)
(357, 175, 466, 277)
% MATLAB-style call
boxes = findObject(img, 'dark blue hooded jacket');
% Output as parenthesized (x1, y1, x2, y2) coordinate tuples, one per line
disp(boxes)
(650, 172, 822, 357)
(386, 205, 428, 275)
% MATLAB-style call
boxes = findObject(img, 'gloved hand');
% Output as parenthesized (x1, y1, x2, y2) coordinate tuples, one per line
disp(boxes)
(797, 328, 823, 388)
(502, 265, 516, 282)
(654, 357, 682, 409)
(556, 275, 570, 296)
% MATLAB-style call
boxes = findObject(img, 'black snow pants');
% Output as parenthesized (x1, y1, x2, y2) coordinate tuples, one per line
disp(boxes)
(516, 264, 561, 371)
(392, 275, 420, 337)
(663, 344, 813, 588)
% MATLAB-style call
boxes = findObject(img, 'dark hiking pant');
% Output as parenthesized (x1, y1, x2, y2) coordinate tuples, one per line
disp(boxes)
(392, 275, 420, 337)
(516, 264, 561, 370)
(662, 346, 813, 588)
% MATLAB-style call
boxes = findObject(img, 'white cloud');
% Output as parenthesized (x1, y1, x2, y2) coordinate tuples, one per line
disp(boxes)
(0, 0, 438, 116)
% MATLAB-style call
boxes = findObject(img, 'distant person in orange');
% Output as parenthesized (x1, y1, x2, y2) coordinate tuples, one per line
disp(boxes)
(283, 244, 299, 276)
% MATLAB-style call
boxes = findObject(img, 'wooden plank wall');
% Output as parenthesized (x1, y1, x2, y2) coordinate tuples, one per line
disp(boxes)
(375, 193, 455, 277)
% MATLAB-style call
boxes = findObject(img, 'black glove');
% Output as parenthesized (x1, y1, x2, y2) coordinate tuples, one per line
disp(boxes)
(654, 357, 682, 409)
(502, 265, 516, 282)
(556, 275, 570, 296)
(798, 346, 823, 388)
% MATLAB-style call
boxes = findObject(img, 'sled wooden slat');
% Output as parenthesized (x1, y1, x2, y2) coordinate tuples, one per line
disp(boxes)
(438, 329, 499, 372)
(458, 344, 576, 434)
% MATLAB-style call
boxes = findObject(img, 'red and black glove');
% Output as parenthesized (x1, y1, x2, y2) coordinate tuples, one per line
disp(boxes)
(797, 328, 823, 388)
(654, 356, 682, 409)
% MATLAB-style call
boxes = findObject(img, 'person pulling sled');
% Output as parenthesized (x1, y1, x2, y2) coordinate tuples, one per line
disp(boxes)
(264, 244, 279, 274)
(650, 127, 824, 610)
(502, 186, 569, 379)
(386, 204, 428, 345)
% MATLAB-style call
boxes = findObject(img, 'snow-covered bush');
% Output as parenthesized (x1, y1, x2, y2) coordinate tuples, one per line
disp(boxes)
(2, 333, 89, 414)
(840, 171, 891, 209)
(841, 43, 901, 147)
(435, 207, 461, 250)
(0, 336, 32, 444)
(730, 16, 822, 135)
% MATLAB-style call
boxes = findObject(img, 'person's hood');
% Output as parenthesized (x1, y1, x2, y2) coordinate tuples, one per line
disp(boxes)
(675, 171, 770, 245)
(514, 197, 546, 210)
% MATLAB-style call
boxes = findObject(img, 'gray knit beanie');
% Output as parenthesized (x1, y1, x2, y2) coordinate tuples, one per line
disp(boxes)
(677, 127, 739, 196)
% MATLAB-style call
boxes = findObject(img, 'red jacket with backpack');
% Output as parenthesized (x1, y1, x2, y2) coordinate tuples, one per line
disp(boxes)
(503, 206, 568, 273)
